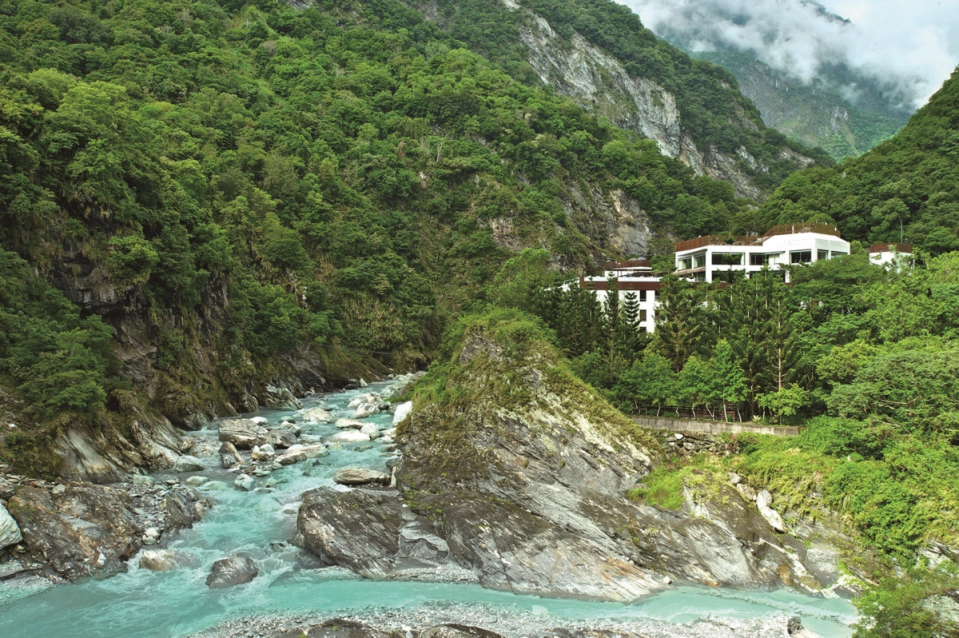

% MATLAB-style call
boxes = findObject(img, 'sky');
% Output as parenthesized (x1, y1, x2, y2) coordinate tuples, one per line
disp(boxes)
(623, 0, 959, 110)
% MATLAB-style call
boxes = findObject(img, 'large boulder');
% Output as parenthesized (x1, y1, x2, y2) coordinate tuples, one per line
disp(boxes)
(218, 419, 268, 449)
(139, 549, 181, 572)
(265, 426, 298, 449)
(219, 441, 243, 469)
(299, 407, 334, 424)
(173, 455, 205, 473)
(206, 554, 258, 588)
(329, 430, 370, 443)
(0, 502, 22, 550)
(333, 468, 391, 487)
(7, 485, 141, 581)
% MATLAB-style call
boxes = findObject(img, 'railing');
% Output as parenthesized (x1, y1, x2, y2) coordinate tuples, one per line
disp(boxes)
(633, 404, 741, 422)
(675, 223, 842, 253)
(605, 259, 652, 269)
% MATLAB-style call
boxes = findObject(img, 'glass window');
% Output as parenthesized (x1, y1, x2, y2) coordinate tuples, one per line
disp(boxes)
(640, 309, 647, 322)
(831, 251, 847, 258)
(639, 290, 647, 302)
(750, 253, 770, 266)
(679, 258, 692, 270)
(712, 252, 744, 265)
(818, 249, 829, 261)
(790, 250, 812, 264)
(694, 254, 706, 268)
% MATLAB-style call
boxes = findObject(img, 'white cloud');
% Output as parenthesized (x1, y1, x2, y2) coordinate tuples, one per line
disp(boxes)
(621, 0, 959, 109)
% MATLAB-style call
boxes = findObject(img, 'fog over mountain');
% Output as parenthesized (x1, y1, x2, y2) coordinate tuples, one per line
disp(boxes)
(625, 0, 958, 110)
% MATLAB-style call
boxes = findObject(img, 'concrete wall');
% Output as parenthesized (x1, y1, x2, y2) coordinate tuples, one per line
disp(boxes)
(632, 416, 799, 437)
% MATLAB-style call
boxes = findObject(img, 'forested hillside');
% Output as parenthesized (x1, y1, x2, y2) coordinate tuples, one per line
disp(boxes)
(692, 50, 910, 161)
(408, 0, 829, 197)
(0, 0, 762, 475)
(760, 68, 959, 254)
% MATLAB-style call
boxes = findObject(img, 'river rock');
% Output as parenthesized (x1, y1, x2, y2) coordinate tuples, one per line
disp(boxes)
(420, 626, 505, 638)
(353, 403, 379, 419)
(335, 418, 366, 429)
(333, 468, 391, 487)
(265, 426, 298, 449)
(757, 489, 787, 533)
(299, 408, 334, 424)
(185, 476, 209, 487)
(392, 401, 413, 425)
(360, 423, 379, 439)
(234, 474, 255, 492)
(251, 416, 269, 425)
(276, 450, 307, 466)
(206, 554, 258, 588)
(7, 485, 141, 581)
(330, 430, 370, 443)
(174, 455, 205, 473)
(0, 502, 23, 550)
(251, 444, 276, 462)
(139, 549, 180, 572)
(219, 441, 243, 469)
(218, 419, 268, 449)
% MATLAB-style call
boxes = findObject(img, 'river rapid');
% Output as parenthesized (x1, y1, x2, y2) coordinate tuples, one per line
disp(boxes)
(0, 382, 857, 637)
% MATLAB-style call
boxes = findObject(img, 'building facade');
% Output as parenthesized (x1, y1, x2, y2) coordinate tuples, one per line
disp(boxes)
(674, 223, 851, 284)
(574, 225, 854, 334)
(869, 243, 914, 267)
(573, 260, 660, 333)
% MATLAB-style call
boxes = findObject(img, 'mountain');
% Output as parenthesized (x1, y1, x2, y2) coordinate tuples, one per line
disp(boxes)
(759, 68, 959, 254)
(407, 0, 828, 199)
(691, 50, 911, 161)
(0, 0, 803, 477)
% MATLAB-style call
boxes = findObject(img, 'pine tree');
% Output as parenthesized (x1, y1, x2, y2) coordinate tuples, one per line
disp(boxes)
(652, 276, 708, 372)
(711, 339, 747, 421)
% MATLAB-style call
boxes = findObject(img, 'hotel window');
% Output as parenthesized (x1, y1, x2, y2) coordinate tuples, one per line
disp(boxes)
(750, 253, 771, 266)
(712, 252, 744, 265)
(817, 249, 829, 261)
(790, 250, 812, 264)
(831, 251, 847, 258)
(640, 310, 648, 322)
(639, 290, 647, 302)
(694, 254, 707, 268)
(679, 258, 692, 270)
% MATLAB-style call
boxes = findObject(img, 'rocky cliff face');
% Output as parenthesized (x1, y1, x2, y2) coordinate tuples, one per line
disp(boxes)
(504, 2, 810, 199)
(296, 312, 851, 600)
(34, 243, 328, 482)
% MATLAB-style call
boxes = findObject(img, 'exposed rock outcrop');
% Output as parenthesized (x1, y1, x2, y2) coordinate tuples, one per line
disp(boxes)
(0, 502, 22, 550)
(1, 474, 207, 582)
(498, 1, 815, 200)
(297, 312, 847, 601)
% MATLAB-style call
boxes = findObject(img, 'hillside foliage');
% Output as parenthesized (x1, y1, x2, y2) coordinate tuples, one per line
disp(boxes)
(759, 68, 959, 254)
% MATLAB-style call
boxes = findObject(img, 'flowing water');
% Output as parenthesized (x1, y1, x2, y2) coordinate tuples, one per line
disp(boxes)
(0, 383, 857, 637)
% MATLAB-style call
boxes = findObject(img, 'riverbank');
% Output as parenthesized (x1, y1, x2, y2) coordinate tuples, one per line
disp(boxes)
(0, 378, 856, 638)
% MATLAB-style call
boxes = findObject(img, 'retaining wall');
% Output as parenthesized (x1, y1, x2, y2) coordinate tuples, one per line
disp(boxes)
(632, 416, 799, 437)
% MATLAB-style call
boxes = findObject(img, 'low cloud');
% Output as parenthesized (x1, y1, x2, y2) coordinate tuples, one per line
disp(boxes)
(622, 0, 958, 110)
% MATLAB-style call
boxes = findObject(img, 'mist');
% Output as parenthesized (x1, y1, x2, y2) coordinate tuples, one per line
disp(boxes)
(622, 0, 958, 110)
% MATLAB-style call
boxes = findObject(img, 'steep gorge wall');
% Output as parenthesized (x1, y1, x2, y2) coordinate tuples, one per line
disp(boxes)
(499, 1, 814, 199)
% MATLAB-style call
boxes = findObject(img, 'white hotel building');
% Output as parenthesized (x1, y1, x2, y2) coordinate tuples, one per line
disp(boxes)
(577, 224, 855, 333)
(673, 223, 851, 284)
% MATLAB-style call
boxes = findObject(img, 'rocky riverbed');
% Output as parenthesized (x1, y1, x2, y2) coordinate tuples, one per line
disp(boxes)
(0, 372, 856, 637)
